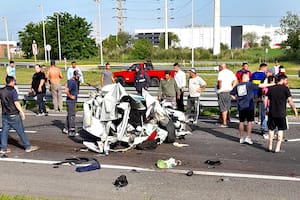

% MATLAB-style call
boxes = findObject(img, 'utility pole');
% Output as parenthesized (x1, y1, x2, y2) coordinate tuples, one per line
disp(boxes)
(117, 0, 124, 33)
(213, 0, 221, 55)
(191, 0, 194, 68)
(165, 0, 168, 50)
(95, 0, 103, 66)
(1, 17, 10, 60)
(39, 5, 47, 63)
(55, 12, 62, 62)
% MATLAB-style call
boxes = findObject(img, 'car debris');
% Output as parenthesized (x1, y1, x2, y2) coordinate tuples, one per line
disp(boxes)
(156, 158, 182, 169)
(82, 83, 191, 155)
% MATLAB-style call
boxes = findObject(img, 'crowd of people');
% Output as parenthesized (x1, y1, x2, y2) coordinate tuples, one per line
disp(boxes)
(0, 60, 298, 154)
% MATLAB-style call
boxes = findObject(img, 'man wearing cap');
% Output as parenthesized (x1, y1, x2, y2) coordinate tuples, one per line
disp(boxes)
(216, 63, 237, 127)
(47, 60, 63, 112)
(63, 70, 80, 137)
(157, 70, 180, 109)
(173, 63, 186, 111)
(134, 64, 150, 95)
(67, 61, 84, 90)
(187, 68, 207, 123)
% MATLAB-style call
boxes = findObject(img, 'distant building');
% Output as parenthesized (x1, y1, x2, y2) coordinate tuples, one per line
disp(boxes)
(0, 41, 17, 58)
(134, 25, 287, 49)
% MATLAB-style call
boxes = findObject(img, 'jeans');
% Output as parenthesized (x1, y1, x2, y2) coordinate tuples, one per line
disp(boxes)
(1, 114, 31, 150)
(37, 93, 46, 113)
(187, 96, 200, 120)
(50, 84, 62, 111)
(65, 102, 76, 132)
(260, 101, 266, 130)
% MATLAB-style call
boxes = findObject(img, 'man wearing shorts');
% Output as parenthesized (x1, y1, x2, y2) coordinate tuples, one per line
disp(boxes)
(231, 73, 273, 144)
(216, 63, 237, 127)
(265, 74, 298, 153)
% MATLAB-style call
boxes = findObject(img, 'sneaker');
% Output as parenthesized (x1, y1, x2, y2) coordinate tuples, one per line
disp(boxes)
(68, 131, 79, 137)
(239, 138, 245, 144)
(36, 112, 45, 116)
(220, 124, 228, 128)
(0, 148, 11, 154)
(25, 146, 39, 153)
(62, 128, 68, 134)
(244, 137, 253, 145)
(263, 133, 269, 140)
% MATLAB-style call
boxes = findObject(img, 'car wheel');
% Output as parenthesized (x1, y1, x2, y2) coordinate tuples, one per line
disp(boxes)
(150, 77, 159, 87)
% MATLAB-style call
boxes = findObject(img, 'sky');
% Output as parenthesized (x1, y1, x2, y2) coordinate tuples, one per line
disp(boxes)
(0, 0, 300, 41)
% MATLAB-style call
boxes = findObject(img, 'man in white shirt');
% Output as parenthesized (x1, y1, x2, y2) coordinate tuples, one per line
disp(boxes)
(216, 63, 237, 127)
(187, 68, 207, 124)
(173, 63, 186, 111)
(67, 61, 84, 90)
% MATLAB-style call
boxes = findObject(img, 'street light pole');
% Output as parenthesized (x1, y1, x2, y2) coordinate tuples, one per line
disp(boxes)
(164, 0, 168, 50)
(95, 0, 104, 66)
(191, 0, 194, 68)
(39, 5, 47, 63)
(55, 13, 62, 62)
(1, 17, 10, 60)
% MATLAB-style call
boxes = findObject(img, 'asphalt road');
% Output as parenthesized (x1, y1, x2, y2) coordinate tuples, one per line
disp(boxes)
(0, 111, 300, 200)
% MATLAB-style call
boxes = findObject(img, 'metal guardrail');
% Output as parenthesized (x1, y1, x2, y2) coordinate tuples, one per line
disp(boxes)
(7, 85, 300, 109)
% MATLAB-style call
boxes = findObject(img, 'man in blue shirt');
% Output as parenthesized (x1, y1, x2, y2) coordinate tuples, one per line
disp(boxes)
(231, 72, 273, 145)
(0, 76, 39, 153)
(63, 70, 79, 137)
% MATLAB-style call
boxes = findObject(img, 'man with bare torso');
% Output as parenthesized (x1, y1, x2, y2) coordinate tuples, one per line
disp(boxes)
(47, 60, 63, 112)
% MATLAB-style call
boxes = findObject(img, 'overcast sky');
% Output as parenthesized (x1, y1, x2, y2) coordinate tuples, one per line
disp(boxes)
(0, 0, 299, 41)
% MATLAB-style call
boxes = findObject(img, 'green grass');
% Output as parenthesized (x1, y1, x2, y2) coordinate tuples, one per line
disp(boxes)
(0, 194, 57, 200)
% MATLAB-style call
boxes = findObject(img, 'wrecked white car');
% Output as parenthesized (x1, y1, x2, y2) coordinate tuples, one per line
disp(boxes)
(82, 83, 191, 155)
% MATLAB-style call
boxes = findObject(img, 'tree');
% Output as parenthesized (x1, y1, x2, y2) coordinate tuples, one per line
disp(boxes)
(18, 12, 97, 60)
(131, 39, 153, 60)
(261, 35, 271, 47)
(280, 12, 300, 50)
(117, 31, 130, 48)
(159, 32, 180, 48)
(243, 32, 259, 48)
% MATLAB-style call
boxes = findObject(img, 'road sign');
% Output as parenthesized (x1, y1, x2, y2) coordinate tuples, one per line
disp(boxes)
(46, 44, 51, 51)
(32, 42, 38, 56)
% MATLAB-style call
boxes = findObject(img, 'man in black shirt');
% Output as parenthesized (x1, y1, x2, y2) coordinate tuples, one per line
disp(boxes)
(30, 64, 47, 116)
(0, 76, 39, 153)
(265, 74, 298, 153)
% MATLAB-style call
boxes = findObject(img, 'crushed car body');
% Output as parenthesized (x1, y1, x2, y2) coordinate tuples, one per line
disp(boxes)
(82, 83, 191, 155)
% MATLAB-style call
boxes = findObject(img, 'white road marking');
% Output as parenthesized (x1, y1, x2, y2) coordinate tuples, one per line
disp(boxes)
(285, 138, 300, 142)
(0, 129, 37, 133)
(0, 157, 299, 182)
(24, 112, 83, 117)
(199, 118, 300, 125)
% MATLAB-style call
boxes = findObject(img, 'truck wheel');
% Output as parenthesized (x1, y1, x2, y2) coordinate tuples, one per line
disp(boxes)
(150, 77, 159, 87)
(116, 77, 125, 86)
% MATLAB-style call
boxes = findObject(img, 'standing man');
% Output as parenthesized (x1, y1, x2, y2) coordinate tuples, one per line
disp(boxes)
(187, 68, 207, 124)
(0, 76, 39, 153)
(235, 62, 252, 83)
(67, 61, 84, 89)
(157, 70, 180, 109)
(216, 63, 237, 127)
(173, 62, 186, 111)
(273, 60, 281, 76)
(265, 74, 298, 153)
(47, 60, 63, 112)
(101, 62, 115, 87)
(6, 60, 16, 81)
(30, 64, 47, 116)
(230, 73, 274, 145)
(134, 65, 150, 95)
(250, 63, 268, 124)
(63, 70, 80, 137)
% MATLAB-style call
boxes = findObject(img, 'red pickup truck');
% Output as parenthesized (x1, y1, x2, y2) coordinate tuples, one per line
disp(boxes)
(113, 62, 174, 87)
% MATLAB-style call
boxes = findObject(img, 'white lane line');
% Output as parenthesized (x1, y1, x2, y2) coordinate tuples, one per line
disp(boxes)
(24, 112, 83, 117)
(0, 157, 299, 182)
(199, 119, 300, 125)
(285, 138, 300, 142)
(0, 129, 37, 133)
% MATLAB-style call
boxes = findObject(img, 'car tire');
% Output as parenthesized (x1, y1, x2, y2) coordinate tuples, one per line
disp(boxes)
(150, 77, 159, 87)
